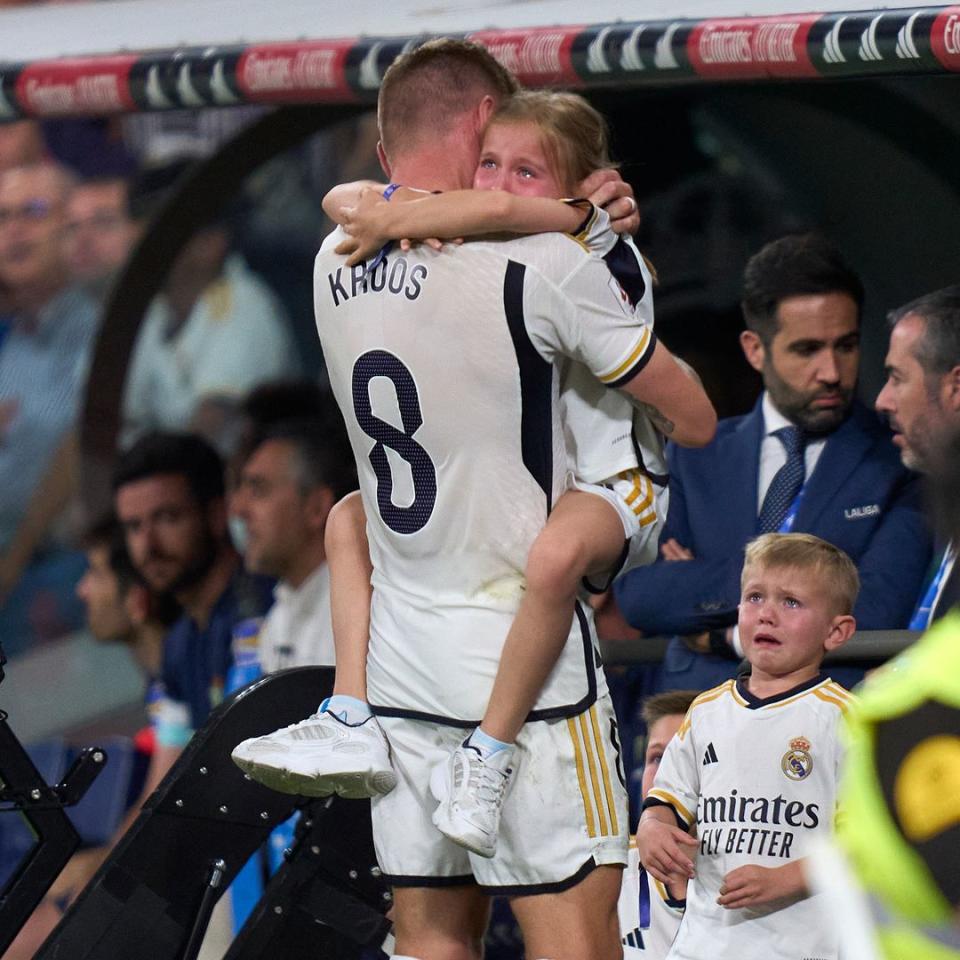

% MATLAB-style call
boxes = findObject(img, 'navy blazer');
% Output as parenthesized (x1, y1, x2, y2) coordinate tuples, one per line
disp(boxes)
(614, 398, 932, 635)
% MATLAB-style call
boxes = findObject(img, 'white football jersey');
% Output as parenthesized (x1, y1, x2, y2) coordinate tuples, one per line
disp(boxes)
(619, 841, 685, 959)
(559, 207, 668, 572)
(646, 675, 853, 960)
(314, 229, 654, 723)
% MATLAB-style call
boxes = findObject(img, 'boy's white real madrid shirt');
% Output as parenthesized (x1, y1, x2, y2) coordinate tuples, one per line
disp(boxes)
(646, 674, 854, 960)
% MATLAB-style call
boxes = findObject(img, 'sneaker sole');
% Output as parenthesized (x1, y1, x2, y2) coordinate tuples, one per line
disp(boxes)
(234, 754, 397, 799)
(429, 765, 496, 857)
(431, 806, 496, 858)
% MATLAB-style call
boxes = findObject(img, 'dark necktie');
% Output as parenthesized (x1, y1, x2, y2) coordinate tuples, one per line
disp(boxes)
(758, 426, 806, 533)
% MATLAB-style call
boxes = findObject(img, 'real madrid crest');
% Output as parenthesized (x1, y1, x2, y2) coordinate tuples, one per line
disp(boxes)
(781, 736, 813, 781)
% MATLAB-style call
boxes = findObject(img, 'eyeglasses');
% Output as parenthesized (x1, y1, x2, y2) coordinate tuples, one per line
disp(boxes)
(0, 199, 56, 226)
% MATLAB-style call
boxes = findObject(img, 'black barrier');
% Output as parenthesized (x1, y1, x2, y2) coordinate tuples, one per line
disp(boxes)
(0, 641, 106, 957)
(600, 629, 919, 665)
(32, 667, 386, 960)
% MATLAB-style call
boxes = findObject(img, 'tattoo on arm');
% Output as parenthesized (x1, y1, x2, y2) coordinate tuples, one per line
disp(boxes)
(642, 403, 675, 435)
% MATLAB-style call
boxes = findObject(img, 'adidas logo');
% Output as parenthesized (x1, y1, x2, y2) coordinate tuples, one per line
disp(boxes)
(623, 927, 644, 949)
(702, 742, 719, 766)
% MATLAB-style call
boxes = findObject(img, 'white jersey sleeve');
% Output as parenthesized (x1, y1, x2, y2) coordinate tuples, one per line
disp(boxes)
(512, 246, 656, 390)
(647, 702, 701, 829)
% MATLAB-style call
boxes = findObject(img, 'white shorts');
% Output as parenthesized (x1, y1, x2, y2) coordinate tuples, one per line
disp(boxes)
(573, 469, 666, 592)
(371, 694, 629, 893)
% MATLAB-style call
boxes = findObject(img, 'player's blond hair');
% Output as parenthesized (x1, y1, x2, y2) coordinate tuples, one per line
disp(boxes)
(488, 90, 614, 196)
(742, 532, 860, 615)
(377, 38, 519, 160)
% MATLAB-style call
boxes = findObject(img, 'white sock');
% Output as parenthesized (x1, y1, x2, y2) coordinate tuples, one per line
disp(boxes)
(320, 694, 373, 726)
(466, 726, 513, 760)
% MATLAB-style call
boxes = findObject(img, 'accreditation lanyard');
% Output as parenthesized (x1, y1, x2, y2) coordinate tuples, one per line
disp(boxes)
(366, 182, 403, 274)
(778, 485, 806, 533)
(909, 544, 957, 631)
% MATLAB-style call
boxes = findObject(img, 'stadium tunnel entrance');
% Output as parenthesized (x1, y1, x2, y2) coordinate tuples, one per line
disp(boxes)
(78, 68, 960, 513)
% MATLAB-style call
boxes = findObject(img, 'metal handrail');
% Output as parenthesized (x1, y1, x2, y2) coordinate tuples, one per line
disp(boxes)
(600, 629, 919, 665)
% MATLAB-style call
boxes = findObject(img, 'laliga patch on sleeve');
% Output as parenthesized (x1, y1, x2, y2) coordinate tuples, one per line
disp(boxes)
(608, 274, 634, 318)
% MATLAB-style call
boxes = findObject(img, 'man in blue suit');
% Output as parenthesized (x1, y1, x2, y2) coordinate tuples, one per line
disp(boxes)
(614, 234, 931, 691)
(876, 285, 960, 627)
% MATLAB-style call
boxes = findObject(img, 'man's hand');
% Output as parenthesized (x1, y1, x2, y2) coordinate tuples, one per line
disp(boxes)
(717, 862, 807, 909)
(579, 169, 640, 235)
(660, 538, 694, 562)
(637, 816, 698, 885)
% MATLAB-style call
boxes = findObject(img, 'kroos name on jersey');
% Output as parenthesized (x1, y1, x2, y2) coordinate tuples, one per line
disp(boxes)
(327, 256, 428, 307)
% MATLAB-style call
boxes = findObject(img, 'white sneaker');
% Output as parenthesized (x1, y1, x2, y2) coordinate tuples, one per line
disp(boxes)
(231, 710, 397, 799)
(430, 743, 514, 858)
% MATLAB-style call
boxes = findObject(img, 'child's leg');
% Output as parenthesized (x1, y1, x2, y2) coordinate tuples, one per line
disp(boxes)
(479, 490, 626, 744)
(324, 491, 372, 702)
(431, 491, 627, 856)
(232, 491, 396, 798)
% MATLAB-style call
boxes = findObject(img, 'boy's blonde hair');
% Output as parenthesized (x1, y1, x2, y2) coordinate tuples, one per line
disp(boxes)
(741, 532, 860, 615)
(488, 90, 614, 196)
(641, 690, 700, 730)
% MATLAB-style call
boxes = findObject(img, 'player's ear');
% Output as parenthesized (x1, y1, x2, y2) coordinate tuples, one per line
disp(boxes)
(739, 329, 765, 374)
(824, 614, 856, 653)
(476, 94, 496, 131)
(377, 141, 391, 179)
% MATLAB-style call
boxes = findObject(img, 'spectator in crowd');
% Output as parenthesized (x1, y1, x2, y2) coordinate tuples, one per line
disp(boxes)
(230, 417, 356, 673)
(222, 415, 355, 933)
(221, 378, 333, 491)
(113, 432, 272, 759)
(614, 233, 930, 691)
(0, 161, 99, 652)
(875, 285, 960, 628)
(618, 690, 697, 959)
(812, 424, 960, 959)
(75, 514, 172, 684)
(121, 159, 299, 449)
(64, 175, 139, 303)
(0, 121, 45, 173)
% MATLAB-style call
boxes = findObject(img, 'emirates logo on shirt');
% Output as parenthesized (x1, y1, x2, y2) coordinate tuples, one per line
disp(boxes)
(781, 736, 813, 781)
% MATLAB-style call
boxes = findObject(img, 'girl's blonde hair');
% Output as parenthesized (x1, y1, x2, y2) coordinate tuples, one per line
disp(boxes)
(489, 90, 614, 196)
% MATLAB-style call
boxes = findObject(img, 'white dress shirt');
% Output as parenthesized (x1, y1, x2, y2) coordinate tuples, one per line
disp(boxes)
(258, 564, 334, 673)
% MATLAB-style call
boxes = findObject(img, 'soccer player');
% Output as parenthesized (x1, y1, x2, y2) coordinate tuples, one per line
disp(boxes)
(618, 690, 697, 958)
(234, 90, 714, 862)
(304, 38, 713, 960)
(637, 532, 857, 960)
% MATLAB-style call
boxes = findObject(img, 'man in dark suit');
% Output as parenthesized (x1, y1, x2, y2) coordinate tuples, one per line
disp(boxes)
(614, 234, 931, 690)
(876, 285, 960, 626)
